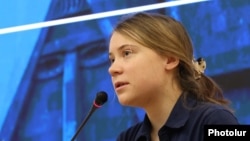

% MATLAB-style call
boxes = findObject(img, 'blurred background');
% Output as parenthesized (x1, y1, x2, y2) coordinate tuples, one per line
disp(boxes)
(0, 0, 249, 140)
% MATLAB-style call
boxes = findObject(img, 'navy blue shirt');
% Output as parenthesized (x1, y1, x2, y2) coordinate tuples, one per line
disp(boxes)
(116, 95, 239, 141)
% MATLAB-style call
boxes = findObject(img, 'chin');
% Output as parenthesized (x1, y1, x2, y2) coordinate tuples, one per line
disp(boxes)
(118, 98, 131, 106)
(118, 97, 139, 107)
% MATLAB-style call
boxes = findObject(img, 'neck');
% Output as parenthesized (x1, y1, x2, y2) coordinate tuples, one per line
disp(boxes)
(145, 88, 182, 136)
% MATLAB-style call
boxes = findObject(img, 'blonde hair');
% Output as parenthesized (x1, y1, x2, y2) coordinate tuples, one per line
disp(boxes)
(112, 12, 233, 111)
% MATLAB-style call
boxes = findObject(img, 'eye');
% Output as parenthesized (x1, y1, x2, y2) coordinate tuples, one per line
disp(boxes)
(123, 49, 133, 57)
(109, 58, 115, 64)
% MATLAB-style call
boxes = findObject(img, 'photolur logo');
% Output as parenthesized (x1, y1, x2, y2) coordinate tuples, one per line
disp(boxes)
(208, 128, 247, 136)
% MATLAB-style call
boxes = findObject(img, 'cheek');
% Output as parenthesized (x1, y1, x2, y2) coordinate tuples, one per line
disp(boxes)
(127, 58, 165, 88)
(133, 67, 164, 91)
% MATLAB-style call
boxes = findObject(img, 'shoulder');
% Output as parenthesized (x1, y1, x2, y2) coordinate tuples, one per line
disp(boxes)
(116, 122, 143, 141)
(193, 102, 239, 124)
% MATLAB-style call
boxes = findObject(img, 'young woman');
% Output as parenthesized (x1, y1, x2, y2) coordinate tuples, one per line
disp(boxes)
(108, 12, 239, 141)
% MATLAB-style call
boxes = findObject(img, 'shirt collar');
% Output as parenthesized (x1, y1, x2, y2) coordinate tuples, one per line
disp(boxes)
(164, 94, 197, 128)
(135, 115, 151, 141)
(135, 93, 197, 140)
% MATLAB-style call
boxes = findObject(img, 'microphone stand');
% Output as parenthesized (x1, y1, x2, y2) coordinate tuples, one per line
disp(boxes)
(71, 106, 97, 141)
(70, 91, 107, 141)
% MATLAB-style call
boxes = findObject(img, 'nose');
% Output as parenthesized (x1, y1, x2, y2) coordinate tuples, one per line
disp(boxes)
(108, 61, 123, 76)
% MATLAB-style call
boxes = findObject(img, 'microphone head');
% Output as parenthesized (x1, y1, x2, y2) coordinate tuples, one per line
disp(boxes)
(94, 91, 108, 107)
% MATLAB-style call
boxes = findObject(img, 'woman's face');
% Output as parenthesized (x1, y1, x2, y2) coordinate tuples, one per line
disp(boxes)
(108, 31, 168, 107)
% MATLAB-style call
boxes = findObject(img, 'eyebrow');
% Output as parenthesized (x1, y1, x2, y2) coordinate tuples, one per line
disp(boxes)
(109, 44, 133, 56)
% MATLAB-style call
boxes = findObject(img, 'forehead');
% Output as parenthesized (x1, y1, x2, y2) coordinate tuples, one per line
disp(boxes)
(110, 32, 130, 45)
(110, 32, 136, 48)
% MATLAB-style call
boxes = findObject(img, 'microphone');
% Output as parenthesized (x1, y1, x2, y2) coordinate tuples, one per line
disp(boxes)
(71, 91, 108, 141)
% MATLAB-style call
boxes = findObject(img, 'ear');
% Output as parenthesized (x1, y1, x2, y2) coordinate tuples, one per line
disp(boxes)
(164, 56, 179, 70)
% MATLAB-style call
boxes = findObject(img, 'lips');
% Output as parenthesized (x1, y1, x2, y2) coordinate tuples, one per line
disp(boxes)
(114, 82, 129, 89)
